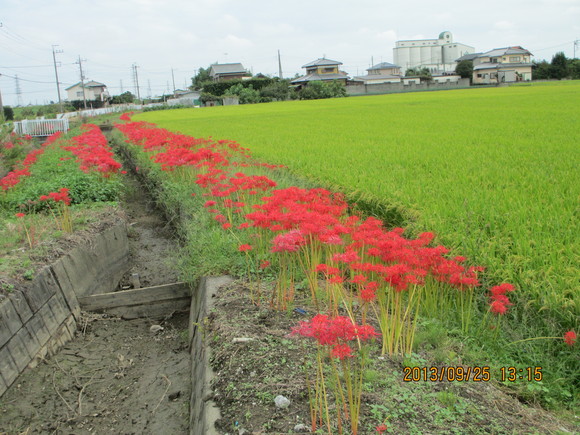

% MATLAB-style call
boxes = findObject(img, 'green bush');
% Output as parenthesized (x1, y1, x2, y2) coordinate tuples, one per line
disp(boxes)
(298, 80, 347, 100)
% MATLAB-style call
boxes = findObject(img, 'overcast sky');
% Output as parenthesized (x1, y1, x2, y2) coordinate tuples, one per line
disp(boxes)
(1, 0, 579, 106)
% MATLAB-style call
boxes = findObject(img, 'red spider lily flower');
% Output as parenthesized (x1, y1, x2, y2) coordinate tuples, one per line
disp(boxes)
(360, 281, 378, 303)
(292, 314, 378, 347)
(328, 276, 344, 284)
(564, 331, 576, 346)
(376, 423, 388, 434)
(490, 300, 509, 315)
(331, 343, 354, 360)
(39, 188, 71, 206)
(204, 200, 217, 207)
(238, 244, 253, 252)
(489, 283, 515, 315)
(350, 274, 367, 284)
(222, 223, 232, 230)
(259, 260, 270, 269)
(15, 213, 26, 218)
(271, 229, 306, 253)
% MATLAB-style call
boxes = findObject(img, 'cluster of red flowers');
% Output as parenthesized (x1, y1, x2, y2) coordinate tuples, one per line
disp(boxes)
(62, 124, 122, 176)
(39, 187, 71, 206)
(0, 146, 47, 191)
(563, 330, 576, 346)
(1, 132, 61, 191)
(119, 112, 134, 122)
(292, 314, 379, 359)
(489, 283, 515, 315)
(117, 122, 510, 313)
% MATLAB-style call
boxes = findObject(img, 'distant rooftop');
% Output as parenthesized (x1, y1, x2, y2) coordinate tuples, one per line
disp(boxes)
(479, 46, 532, 57)
(367, 62, 400, 71)
(65, 81, 106, 90)
(302, 58, 343, 68)
(210, 63, 247, 74)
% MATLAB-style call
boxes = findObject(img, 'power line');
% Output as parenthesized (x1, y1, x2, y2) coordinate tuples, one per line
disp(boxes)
(0, 72, 58, 84)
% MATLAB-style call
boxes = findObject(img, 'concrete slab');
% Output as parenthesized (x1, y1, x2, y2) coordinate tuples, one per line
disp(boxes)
(0, 298, 23, 348)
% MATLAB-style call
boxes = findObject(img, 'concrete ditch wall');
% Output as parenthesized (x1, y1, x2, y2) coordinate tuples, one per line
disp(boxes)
(189, 275, 233, 435)
(0, 223, 129, 398)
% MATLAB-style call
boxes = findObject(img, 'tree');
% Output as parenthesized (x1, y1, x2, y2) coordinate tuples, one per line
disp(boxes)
(405, 67, 432, 82)
(550, 52, 569, 80)
(259, 79, 290, 102)
(3, 106, 14, 121)
(191, 67, 212, 89)
(532, 60, 552, 80)
(110, 91, 135, 104)
(568, 59, 580, 80)
(298, 80, 347, 100)
(223, 83, 261, 104)
(455, 60, 474, 80)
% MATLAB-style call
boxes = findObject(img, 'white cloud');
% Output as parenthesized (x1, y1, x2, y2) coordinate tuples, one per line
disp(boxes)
(494, 21, 516, 31)
(223, 34, 253, 48)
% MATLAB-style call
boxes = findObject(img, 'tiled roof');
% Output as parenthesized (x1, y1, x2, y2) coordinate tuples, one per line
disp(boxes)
(367, 62, 400, 71)
(65, 81, 106, 90)
(302, 58, 342, 68)
(290, 71, 349, 84)
(210, 63, 247, 74)
(479, 47, 532, 58)
(455, 53, 481, 62)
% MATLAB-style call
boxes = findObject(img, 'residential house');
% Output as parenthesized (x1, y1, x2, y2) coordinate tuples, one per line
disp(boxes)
(472, 47, 533, 84)
(290, 58, 349, 87)
(393, 31, 475, 75)
(168, 89, 201, 106)
(209, 63, 250, 81)
(353, 62, 402, 84)
(65, 81, 109, 101)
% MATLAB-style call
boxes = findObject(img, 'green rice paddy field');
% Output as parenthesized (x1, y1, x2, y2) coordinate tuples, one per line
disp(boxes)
(136, 82, 579, 329)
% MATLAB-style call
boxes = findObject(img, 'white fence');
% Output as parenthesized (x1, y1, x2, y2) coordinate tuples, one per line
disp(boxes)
(13, 118, 70, 137)
(58, 104, 145, 120)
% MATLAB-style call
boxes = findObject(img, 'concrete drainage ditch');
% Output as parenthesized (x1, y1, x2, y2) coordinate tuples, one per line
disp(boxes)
(0, 221, 225, 434)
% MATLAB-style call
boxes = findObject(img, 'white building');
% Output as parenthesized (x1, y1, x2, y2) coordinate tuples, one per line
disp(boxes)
(393, 31, 474, 75)
(65, 81, 109, 102)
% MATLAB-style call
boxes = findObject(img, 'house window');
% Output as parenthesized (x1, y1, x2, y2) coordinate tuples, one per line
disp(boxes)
(477, 74, 482, 78)
(491, 57, 499, 63)
(509, 56, 521, 62)
(76, 91, 83, 97)
(323, 67, 335, 73)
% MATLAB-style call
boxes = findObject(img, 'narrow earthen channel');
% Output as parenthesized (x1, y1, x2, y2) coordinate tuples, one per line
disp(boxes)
(0, 175, 191, 434)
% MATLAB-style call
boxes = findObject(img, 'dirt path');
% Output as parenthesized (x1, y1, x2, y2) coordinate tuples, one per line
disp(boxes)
(0, 174, 191, 434)
(118, 176, 181, 289)
(0, 313, 190, 434)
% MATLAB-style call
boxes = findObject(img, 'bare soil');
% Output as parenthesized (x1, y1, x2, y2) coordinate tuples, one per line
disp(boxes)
(118, 176, 180, 289)
(208, 281, 578, 434)
(0, 312, 190, 434)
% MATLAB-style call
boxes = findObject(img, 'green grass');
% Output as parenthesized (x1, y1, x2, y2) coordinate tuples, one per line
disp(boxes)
(136, 83, 579, 326)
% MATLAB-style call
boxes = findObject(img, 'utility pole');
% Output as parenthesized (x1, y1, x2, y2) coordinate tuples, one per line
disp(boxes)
(278, 50, 283, 78)
(76, 55, 87, 109)
(132, 63, 141, 101)
(52, 45, 63, 112)
(574, 40, 579, 59)
(0, 74, 4, 122)
(171, 68, 176, 94)
(147, 79, 152, 99)
(15, 75, 22, 106)
(120, 79, 123, 93)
